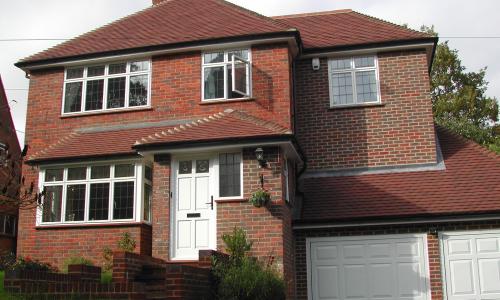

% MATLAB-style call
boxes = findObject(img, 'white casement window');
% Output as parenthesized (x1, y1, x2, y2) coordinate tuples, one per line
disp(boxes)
(62, 60, 151, 115)
(38, 162, 151, 225)
(328, 55, 381, 107)
(217, 153, 243, 199)
(0, 215, 16, 236)
(202, 49, 251, 101)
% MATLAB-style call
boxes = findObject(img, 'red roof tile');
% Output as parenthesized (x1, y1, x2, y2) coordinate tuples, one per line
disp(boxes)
(299, 127, 500, 223)
(27, 109, 291, 162)
(18, 0, 291, 65)
(274, 10, 432, 50)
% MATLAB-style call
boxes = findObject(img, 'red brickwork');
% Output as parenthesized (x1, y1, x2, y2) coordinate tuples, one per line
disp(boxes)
(295, 50, 437, 170)
(294, 220, 500, 300)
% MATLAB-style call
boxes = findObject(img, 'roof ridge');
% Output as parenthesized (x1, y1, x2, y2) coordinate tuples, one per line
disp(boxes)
(28, 132, 80, 161)
(272, 9, 353, 19)
(436, 124, 500, 161)
(19, 2, 163, 63)
(351, 11, 431, 38)
(134, 111, 229, 145)
(214, 0, 292, 30)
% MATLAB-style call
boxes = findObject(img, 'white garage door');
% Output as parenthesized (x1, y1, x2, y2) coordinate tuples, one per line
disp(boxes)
(441, 230, 500, 300)
(307, 234, 430, 300)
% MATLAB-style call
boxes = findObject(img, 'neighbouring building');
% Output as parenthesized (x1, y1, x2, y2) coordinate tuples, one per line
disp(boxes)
(0, 75, 21, 254)
(14, 1, 500, 299)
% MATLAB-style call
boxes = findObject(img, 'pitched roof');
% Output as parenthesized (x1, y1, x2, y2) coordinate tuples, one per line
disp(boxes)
(298, 127, 500, 223)
(273, 10, 432, 51)
(18, 0, 292, 66)
(27, 109, 291, 163)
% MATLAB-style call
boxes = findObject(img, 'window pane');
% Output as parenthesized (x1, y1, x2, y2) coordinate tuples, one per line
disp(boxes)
(219, 153, 241, 197)
(130, 61, 149, 72)
(196, 160, 209, 173)
(45, 169, 63, 182)
(85, 79, 104, 111)
(330, 58, 351, 70)
(228, 50, 249, 61)
(0, 215, 5, 234)
(89, 183, 110, 221)
(107, 77, 126, 108)
(113, 182, 134, 220)
(66, 67, 84, 79)
(355, 70, 378, 103)
(203, 52, 224, 64)
(143, 184, 152, 222)
(64, 82, 83, 113)
(115, 164, 135, 177)
(129, 75, 148, 107)
(68, 167, 86, 181)
(4, 216, 15, 236)
(109, 63, 127, 74)
(42, 186, 63, 222)
(354, 56, 375, 68)
(179, 161, 192, 174)
(91, 165, 110, 179)
(331, 72, 354, 105)
(145, 165, 153, 181)
(87, 65, 105, 77)
(65, 184, 86, 221)
(227, 67, 244, 99)
(204, 66, 224, 99)
(230, 58, 248, 97)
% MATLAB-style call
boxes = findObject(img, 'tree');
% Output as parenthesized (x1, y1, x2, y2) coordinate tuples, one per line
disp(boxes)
(421, 25, 500, 152)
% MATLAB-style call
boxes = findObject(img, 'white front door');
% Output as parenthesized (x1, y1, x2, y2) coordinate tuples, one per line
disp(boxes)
(441, 230, 500, 300)
(307, 234, 430, 300)
(171, 156, 216, 260)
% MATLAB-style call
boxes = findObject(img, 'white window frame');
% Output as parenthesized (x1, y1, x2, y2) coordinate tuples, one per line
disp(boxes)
(141, 164, 153, 224)
(37, 160, 150, 226)
(328, 55, 381, 107)
(214, 151, 244, 201)
(201, 49, 252, 102)
(61, 59, 152, 116)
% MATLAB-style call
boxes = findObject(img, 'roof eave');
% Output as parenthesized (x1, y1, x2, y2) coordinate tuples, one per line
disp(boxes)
(15, 30, 301, 71)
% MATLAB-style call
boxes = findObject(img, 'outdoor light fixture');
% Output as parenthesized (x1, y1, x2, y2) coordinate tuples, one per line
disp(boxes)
(255, 147, 267, 168)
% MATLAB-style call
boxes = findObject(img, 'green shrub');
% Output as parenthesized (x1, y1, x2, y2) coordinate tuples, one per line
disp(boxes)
(102, 246, 113, 272)
(117, 232, 136, 252)
(62, 256, 94, 273)
(0, 253, 16, 271)
(213, 227, 285, 300)
(101, 270, 113, 284)
(10, 256, 57, 272)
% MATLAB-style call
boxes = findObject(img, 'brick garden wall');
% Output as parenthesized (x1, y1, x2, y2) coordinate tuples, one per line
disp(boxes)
(295, 50, 437, 170)
(294, 220, 500, 300)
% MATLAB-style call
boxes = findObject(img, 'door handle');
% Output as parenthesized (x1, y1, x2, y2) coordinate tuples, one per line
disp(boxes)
(205, 196, 213, 210)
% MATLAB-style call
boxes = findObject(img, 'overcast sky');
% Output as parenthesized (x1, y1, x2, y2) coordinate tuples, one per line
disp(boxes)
(1, 0, 500, 146)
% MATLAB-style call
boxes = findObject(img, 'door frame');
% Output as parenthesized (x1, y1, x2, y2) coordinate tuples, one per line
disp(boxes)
(439, 229, 500, 300)
(306, 233, 431, 300)
(170, 153, 218, 260)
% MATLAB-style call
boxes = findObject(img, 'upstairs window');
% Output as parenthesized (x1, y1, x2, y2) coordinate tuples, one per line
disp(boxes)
(63, 60, 150, 114)
(202, 49, 251, 101)
(328, 56, 380, 107)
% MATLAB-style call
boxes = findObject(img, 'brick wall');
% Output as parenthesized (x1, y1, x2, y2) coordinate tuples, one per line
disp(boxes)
(295, 50, 437, 170)
(294, 220, 500, 300)
(19, 42, 293, 268)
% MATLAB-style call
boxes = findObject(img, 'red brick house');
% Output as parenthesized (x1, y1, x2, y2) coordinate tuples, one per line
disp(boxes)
(14, 1, 500, 299)
(0, 75, 21, 254)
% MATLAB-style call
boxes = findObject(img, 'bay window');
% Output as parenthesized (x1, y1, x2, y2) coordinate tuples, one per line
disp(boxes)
(202, 49, 251, 101)
(328, 55, 381, 107)
(62, 59, 150, 114)
(39, 162, 152, 225)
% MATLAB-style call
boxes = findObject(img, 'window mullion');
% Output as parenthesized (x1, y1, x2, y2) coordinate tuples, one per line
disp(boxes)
(224, 64, 228, 99)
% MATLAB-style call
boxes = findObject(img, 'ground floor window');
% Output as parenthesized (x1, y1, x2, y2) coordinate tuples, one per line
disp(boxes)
(39, 161, 152, 225)
(0, 215, 16, 236)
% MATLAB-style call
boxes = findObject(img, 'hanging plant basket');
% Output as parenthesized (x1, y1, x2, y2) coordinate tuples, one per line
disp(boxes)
(249, 189, 271, 208)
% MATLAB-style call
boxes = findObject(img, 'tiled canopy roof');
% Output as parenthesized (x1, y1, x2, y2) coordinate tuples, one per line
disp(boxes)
(27, 109, 291, 163)
(273, 10, 432, 51)
(18, 0, 291, 65)
(17, 1, 433, 66)
(299, 127, 500, 223)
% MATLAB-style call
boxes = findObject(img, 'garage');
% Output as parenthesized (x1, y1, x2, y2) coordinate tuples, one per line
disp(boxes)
(307, 234, 430, 300)
(441, 230, 500, 300)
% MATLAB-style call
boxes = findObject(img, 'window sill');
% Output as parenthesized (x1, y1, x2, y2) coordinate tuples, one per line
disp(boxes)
(215, 198, 247, 203)
(329, 102, 385, 110)
(35, 221, 150, 230)
(200, 98, 255, 105)
(61, 106, 153, 118)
